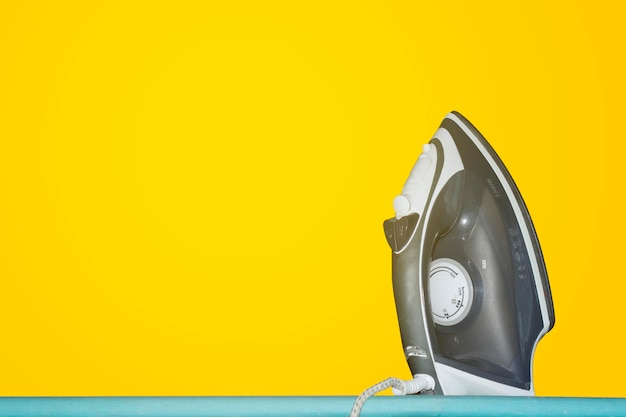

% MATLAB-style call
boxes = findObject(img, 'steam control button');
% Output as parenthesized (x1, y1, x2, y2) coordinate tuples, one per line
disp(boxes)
(393, 195, 411, 216)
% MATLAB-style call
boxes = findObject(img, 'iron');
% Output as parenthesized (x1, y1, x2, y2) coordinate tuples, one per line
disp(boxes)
(383, 112, 555, 395)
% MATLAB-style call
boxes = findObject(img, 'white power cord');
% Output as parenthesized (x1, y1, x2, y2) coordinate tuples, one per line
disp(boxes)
(349, 375, 435, 417)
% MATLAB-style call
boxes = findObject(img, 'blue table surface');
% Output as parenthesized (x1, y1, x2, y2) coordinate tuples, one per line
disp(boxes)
(0, 396, 625, 417)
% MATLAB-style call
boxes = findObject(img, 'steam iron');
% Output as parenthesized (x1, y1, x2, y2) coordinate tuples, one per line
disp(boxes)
(383, 112, 555, 395)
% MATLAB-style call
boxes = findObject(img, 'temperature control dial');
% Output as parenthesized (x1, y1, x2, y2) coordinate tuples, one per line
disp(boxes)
(429, 258, 474, 326)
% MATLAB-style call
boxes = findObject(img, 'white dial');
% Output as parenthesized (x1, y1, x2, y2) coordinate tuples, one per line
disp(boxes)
(429, 258, 474, 326)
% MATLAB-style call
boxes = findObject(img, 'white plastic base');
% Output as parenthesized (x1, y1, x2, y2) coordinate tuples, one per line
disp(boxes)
(435, 362, 533, 396)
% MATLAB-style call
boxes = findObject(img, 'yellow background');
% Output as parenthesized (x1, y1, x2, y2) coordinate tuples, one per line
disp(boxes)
(1, 1, 624, 397)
